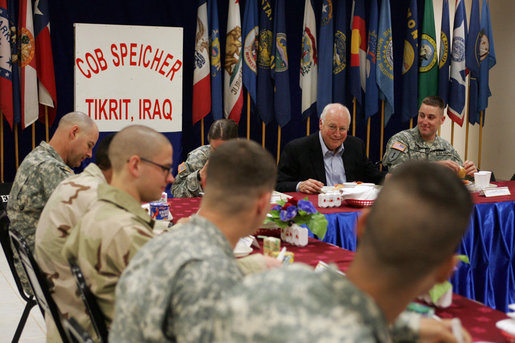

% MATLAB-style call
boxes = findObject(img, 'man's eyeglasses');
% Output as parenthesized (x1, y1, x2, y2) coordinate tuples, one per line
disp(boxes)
(140, 157, 173, 175)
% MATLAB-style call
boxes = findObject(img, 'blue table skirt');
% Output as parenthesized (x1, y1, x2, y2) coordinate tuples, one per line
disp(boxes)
(309, 201, 515, 312)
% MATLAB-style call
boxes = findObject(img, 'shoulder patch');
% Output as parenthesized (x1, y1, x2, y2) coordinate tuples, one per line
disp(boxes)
(177, 162, 186, 174)
(391, 142, 407, 152)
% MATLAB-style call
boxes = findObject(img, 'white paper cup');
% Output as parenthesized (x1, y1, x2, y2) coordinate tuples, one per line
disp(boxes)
(474, 171, 492, 189)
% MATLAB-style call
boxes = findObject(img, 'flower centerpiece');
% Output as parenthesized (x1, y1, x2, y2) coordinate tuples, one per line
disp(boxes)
(265, 198, 328, 241)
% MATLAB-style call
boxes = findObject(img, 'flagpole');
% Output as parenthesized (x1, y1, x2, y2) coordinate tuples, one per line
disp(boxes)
(32, 123, 35, 149)
(450, 121, 454, 145)
(1, 115, 3, 183)
(45, 106, 49, 142)
(465, 84, 471, 160)
(306, 117, 310, 136)
(201, 118, 205, 146)
(246, 93, 250, 140)
(478, 111, 483, 169)
(366, 118, 370, 158)
(352, 98, 357, 136)
(14, 124, 19, 169)
(379, 101, 385, 171)
(261, 122, 265, 148)
(276, 126, 281, 164)
(409, 118, 413, 129)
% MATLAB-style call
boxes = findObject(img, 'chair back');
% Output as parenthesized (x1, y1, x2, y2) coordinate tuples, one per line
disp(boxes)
(9, 229, 70, 343)
(0, 202, 38, 342)
(0, 202, 34, 303)
(69, 259, 109, 343)
(63, 317, 95, 343)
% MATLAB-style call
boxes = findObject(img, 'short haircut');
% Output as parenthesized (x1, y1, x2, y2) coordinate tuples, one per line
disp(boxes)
(95, 134, 115, 171)
(320, 103, 351, 125)
(203, 139, 277, 214)
(57, 111, 97, 132)
(207, 119, 239, 142)
(108, 125, 171, 172)
(422, 96, 445, 110)
(360, 161, 473, 283)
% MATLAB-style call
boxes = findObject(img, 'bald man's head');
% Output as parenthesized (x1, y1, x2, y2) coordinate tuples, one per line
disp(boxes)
(109, 125, 172, 172)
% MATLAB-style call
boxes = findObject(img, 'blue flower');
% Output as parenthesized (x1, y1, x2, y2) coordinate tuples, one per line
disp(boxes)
(298, 200, 317, 214)
(280, 205, 298, 221)
(271, 205, 281, 211)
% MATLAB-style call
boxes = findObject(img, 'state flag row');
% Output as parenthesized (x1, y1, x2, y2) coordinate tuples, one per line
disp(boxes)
(0, 0, 57, 131)
(192, 0, 495, 129)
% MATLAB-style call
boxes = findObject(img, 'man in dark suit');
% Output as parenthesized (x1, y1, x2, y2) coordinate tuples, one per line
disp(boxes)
(277, 103, 384, 193)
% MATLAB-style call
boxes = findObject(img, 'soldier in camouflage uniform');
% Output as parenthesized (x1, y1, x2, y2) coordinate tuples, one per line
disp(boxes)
(383, 96, 477, 177)
(34, 134, 114, 343)
(62, 125, 175, 329)
(7, 112, 98, 292)
(110, 140, 277, 343)
(213, 162, 474, 343)
(171, 118, 238, 198)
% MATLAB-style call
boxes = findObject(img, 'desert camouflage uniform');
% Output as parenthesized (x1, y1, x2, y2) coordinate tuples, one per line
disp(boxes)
(213, 263, 421, 343)
(110, 215, 244, 343)
(35, 163, 106, 342)
(171, 145, 211, 198)
(62, 183, 154, 328)
(382, 127, 462, 171)
(7, 141, 73, 293)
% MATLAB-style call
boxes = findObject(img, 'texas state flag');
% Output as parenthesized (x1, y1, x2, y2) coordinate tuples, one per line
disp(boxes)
(33, 0, 57, 126)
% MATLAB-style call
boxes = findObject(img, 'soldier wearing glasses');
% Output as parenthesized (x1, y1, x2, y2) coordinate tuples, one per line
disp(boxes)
(276, 103, 384, 194)
(62, 125, 175, 329)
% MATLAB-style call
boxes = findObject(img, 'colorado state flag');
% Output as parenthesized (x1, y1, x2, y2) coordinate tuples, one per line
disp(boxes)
(349, 0, 366, 105)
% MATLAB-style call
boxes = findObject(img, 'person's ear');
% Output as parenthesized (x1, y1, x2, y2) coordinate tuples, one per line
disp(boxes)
(126, 155, 141, 178)
(70, 125, 80, 139)
(434, 255, 459, 284)
(356, 208, 370, 240)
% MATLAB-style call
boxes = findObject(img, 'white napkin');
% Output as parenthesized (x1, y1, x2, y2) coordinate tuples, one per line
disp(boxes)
(340, 185, 379, 200)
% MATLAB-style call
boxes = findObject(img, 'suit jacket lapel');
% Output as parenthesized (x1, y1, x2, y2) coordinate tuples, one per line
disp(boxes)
(310, 134, 327, 184)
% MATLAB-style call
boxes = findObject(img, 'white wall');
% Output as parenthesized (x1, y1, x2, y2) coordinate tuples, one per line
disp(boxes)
(432, 0, 514, 180)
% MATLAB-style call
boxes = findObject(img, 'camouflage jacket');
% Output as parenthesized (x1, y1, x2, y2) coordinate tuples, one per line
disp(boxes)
(110, 215, 244, 343)
(62, 183, 154, 327)
(213, 264, 421, 343)
(7, 141, 74, 246)
(35, 163, 106, 342)
(382, 127, 463, 171)
(171, 145, 211, 198)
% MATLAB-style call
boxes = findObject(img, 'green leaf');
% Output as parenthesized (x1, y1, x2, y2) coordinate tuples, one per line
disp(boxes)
(457, 255, 470, 264)
(429, 281, 452, 304)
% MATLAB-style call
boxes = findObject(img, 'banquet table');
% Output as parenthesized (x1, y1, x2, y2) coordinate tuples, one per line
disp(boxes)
(168, 181, 515, 312)
(165, 198, 510, 342)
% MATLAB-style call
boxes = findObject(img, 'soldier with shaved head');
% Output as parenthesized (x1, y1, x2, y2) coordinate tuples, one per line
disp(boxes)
(8, 111, 99, 294)
(62, 125, 175, 331)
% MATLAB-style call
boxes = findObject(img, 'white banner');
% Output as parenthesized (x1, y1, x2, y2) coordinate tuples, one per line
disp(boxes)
(74, 23, 183, 132)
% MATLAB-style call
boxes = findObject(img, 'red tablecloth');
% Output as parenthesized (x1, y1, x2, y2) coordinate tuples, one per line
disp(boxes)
(256, 232, 508, 343)
(168, 188, 511, 341)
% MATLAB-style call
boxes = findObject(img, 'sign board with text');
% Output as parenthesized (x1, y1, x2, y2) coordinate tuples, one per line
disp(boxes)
(74, 23, 183, 132)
